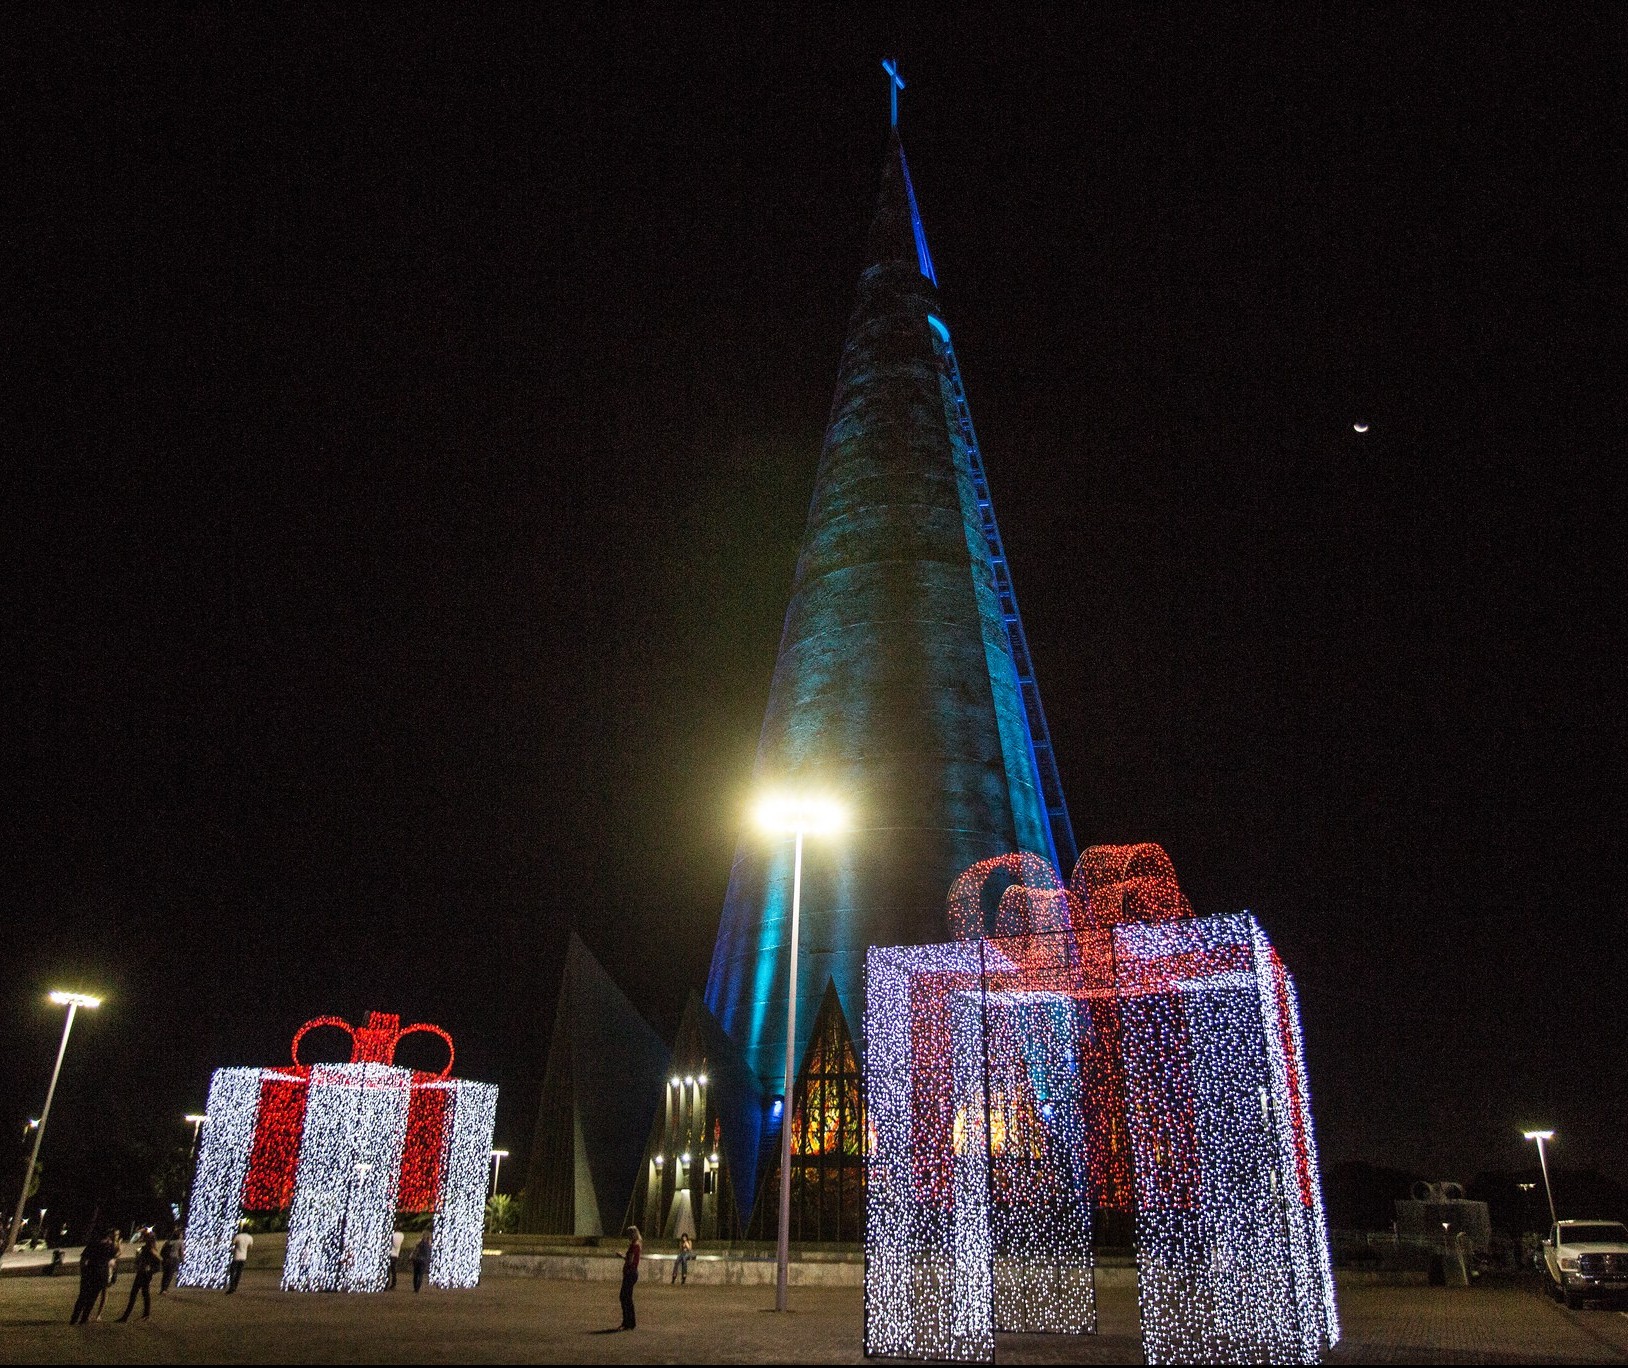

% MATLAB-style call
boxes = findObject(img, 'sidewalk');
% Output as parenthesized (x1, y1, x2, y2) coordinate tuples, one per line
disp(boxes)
(0, 1246, 82, 1277)
(3, 1265, 1626, 1364)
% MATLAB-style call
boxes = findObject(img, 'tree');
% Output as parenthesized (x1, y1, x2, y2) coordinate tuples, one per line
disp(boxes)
(485, 1193, 516, 1235)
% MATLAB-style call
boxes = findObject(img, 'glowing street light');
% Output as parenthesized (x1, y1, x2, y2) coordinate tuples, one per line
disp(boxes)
(180, 1114, 209, 1229)
(489, 1149, 509, 1197)
(754, 790, 846, 1312)
(1523, 1130, 1558, 1227)
(4, 992, 102, 1259)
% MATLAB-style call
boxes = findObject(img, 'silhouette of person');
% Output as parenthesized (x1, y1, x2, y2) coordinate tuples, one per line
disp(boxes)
(159, 1230, 182, 1294)
(620, 1226, 641, 1329)
(226, 1227, 252, 1293)
(117, 1231, 162, 1321)
(69, 1230, 116, 1324)
(411, 1232, 432, 1292)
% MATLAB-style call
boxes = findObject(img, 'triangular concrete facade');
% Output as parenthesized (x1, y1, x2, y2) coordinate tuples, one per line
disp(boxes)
(520, 933, 670, 1235)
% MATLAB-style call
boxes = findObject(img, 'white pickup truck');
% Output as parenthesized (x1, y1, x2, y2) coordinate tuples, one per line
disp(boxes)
(1541, 1220, 1628, 1308)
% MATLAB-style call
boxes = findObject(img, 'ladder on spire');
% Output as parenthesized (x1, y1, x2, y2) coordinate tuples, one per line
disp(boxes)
(931, 319, 1079, 876)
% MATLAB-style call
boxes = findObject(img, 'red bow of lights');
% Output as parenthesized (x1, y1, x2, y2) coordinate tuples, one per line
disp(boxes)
(242, 1011, 459, 1212)
(940, 845, 1200, 1210)
(291, 1012, 455, 1078)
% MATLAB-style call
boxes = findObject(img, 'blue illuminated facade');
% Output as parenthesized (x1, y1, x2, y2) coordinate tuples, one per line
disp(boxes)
(704, 131, 1077, 1151)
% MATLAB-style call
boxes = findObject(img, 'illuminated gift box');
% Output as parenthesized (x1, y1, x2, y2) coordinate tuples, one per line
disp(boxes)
(863, 847, 1338, 1365)
(178, 1012, 497, 1293)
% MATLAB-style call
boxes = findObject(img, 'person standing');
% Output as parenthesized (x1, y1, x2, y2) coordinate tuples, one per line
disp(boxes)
(117, 1231, 162, 1321)
(388, 1227, 404, 1289)
(95, 1229, 123, 1319)
(410, 1232, 432, 1292)
(671, 1231, 693, 1285)
(70, 1230, 117, 1324)
(159, 1230, 182, 1294)
(619, 1226, 641, 1330)
(226, 1227, 252, 1293)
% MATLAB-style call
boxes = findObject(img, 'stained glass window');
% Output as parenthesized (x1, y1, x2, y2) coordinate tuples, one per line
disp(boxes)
(749, 980, 865, 1244)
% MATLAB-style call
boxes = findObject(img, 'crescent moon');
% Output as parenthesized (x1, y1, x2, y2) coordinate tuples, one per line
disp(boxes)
(1353, 422, 1369, 433)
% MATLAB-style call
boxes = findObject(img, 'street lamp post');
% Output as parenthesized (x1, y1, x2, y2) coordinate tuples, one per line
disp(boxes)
(1523, 1130, 1558, 1228)
(754, 792, 844, 1313)
(180, 1115, 209, 1228)
(4, 992, 102, 1260)
(489, 1149, 508, 1198)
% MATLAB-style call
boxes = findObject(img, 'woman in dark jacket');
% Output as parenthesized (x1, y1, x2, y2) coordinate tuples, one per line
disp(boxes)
(117, 1230, 163, 1321)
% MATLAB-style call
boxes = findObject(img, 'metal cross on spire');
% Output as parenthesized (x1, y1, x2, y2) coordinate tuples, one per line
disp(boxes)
(881, 58, 905, 127)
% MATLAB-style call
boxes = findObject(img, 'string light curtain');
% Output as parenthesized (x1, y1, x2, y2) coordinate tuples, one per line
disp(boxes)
(863, 849, 1338, 1365)
(864, 940, 993, 1361)
(427, 1080, 499, 1289)
(177, 1067, 265, 1288)
(1115, 915, 1338, 1362)
(982, 939, 1096, 1337)
(281, 1063, 413, 1292)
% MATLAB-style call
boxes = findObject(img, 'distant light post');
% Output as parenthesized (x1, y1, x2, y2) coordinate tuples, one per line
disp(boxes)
(754, 791, 845, 1313)
(4, 992, 102, 1259)
(179, 1114, 209, 1228)
(489, 1149, 509, 1198)
(1523, 1130, 1558, 1227)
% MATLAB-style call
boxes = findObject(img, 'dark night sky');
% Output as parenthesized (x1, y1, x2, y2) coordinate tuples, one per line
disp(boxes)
(7, 7, 1623, 1225)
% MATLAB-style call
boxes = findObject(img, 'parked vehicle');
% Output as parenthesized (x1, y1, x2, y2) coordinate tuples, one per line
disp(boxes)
(1540, 1220, 1628, 1309)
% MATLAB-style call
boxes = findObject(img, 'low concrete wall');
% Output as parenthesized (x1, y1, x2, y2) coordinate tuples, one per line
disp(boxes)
(487, 1250, 864, 1286)
(1335, 1268, 1430, 1285)
(486, 1250, 1142, 1289)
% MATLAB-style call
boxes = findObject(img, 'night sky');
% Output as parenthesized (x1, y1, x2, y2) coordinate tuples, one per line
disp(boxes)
(9, 8, 1622, 1228)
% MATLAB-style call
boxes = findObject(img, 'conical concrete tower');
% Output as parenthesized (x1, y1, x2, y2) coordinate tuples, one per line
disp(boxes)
(706, 125, 1076, 1093)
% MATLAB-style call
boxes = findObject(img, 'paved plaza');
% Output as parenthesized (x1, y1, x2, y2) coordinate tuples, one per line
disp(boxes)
(2, 1268, 1627, 1364)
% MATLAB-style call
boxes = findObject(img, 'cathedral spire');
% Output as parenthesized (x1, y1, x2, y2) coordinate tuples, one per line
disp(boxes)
(867, 61, 937, 284)
(705, 107, 1073, 1097)
(864, 131, 939, 286)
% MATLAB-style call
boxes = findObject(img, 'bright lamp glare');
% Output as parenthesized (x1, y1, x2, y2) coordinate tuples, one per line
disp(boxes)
(1523, 1130, 1555, 1141)
(49, 991, 102, 1009)
(754, 793, 846, 835)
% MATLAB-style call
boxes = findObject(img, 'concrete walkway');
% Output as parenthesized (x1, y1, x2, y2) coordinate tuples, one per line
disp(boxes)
(1, 1267, 1624, 1364)
(0, 1247, 71, 1274)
